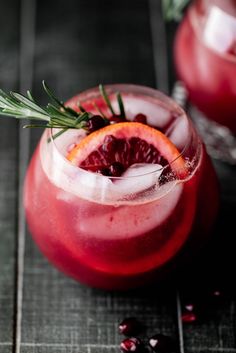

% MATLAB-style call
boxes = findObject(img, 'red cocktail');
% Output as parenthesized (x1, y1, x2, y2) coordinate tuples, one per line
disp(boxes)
(23, 84, 219, 289)
(174, 0, 236, 134)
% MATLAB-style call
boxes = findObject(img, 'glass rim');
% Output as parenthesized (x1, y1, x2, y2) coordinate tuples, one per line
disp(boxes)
(190, 2, 236, 63)
(48, 83, 201, 181)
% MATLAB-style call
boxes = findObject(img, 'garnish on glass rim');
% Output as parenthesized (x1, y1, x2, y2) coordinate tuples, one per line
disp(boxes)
(162, 0, 191, 21)
(0, 81, 188, 178)
(0, 81, 126, 140)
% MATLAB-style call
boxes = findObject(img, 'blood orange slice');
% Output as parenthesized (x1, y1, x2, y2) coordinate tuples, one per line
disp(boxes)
(67, 122, 187, 178)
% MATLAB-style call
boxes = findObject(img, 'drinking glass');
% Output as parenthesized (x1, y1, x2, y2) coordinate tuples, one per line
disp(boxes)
(24, 84, 219, 289)
(174, 0, 236, 134)
(174, 0, 236, 164)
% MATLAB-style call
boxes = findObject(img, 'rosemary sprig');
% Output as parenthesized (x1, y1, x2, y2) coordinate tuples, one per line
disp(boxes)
(99, 84, 115, 115)
(0, 80, 90, 135)
(162, 0, 191, 21)
(0, 81, 126, 141)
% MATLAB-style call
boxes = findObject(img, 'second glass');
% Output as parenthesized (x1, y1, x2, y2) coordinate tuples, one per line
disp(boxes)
(174, 0, 236, 134)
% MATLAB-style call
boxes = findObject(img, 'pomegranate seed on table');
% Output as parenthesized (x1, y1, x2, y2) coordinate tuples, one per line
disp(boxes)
(148, 333, 176, 352)
(120, 337, 144, 352)
(184, 303, 195, 312)
(181, 312, 197, 323)
(118, 317, 143, 336)
(213, 290, 221, 297)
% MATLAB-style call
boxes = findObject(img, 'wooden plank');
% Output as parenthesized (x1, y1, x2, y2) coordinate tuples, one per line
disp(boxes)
(19, 0, 179, 351)
(171, 74, 236, 352)
(0, 347, 12, 353)
(14, 1, 36, 353)
(0, 129, 17, 346)
(0, 0, 20, 349)
(178, 160, 236, 353)
(20, 346, 118, 353)
(149, 0, 169, 93)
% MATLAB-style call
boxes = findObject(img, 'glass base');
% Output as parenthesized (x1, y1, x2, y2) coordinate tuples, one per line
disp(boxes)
(172, 81, 236, 165)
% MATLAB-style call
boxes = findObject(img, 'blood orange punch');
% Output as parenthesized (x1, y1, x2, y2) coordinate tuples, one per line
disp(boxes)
(0, 83, 219, 289)
(174, 0, 236, 133)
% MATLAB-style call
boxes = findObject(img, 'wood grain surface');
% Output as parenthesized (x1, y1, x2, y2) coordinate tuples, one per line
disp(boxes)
(0, 0, 235, 352)
(0, 0, 19, 350)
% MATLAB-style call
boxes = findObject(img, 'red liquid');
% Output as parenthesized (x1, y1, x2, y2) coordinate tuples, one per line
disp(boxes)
(174, 0, 236, 133)
(24, 85, 219, 289)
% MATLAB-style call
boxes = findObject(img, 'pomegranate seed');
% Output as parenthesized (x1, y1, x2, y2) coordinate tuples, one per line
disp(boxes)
(110, 114, 126, 124)
(134, 113, 147, 124)
(181, 312, 197, 323)
(109, 162, 125, 177)
(148, 334, 175, 352)
(200, 289, 224, 319)
(184, 304, 194, 312)
(120, 337, 143, 352)
(97, 167, 111, 176)
(86, 115, 107, 132)
(118, 317, 143, 336)
(209, 289, 224, 308)
(213, 290, 221, 297)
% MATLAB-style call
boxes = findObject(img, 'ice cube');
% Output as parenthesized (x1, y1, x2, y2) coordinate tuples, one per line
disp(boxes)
(203, 7, 236, 53)
(120, 95, 172, 128)
(73, 168, 113, 202)
(167, 116, 189, 150)
(113, 163, 163, 196)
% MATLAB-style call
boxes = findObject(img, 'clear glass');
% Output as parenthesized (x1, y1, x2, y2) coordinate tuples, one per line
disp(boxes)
(174, 0, 236, 134)
(24, 84, 219, 289)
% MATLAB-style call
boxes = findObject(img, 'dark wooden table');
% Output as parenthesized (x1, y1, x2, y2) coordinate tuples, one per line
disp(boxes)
(1, 1, 236, 352)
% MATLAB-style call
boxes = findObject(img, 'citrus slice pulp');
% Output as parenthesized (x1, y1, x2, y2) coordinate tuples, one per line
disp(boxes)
(67, 122, 187, 178)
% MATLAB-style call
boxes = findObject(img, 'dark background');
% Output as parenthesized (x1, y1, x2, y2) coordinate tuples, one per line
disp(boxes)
(0, 0, 236, 352)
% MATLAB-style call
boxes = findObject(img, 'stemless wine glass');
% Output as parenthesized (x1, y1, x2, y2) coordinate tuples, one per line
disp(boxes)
(174, 0, 236, 134)
(24, 84, 219, 290)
